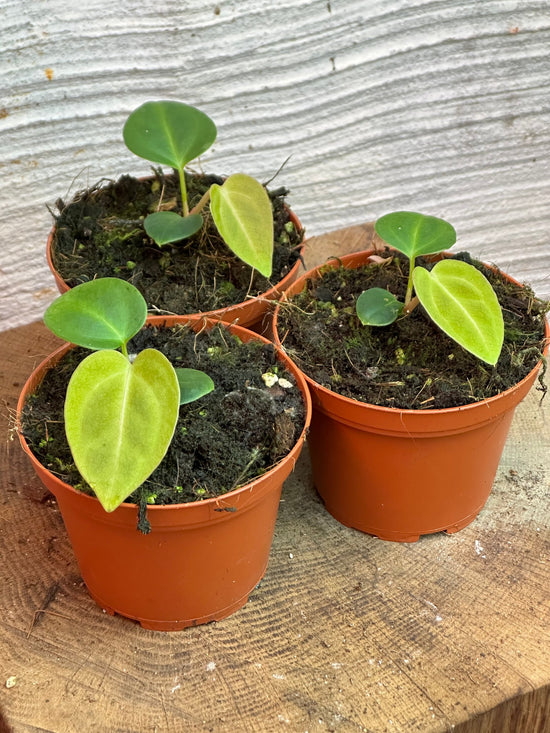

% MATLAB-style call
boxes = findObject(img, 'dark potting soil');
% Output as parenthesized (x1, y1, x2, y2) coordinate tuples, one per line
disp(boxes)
(51, 171, 304, 314)
(277, 251, 548, 410)
(21, 324, 306, 523)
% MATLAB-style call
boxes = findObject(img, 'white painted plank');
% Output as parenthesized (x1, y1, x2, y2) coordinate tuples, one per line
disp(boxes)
(1, 0, 549, 329)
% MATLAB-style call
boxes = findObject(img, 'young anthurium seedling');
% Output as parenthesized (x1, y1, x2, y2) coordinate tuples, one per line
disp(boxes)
(356, 211, 504, 365)
(44, 278, 214, 512)
(123, 100, 274, 277)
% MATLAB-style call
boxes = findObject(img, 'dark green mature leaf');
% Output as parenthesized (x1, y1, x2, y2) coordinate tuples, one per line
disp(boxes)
(44, 278, 147, 350)
(175, 368, 215, 405)
(65, 349, 180, 512)
(356, 288, 403, 326)
(375, 211, 456, 259)
(123, 101, 217, 169)
(413, 259, 504, 365)
(144, 211, 203, 246)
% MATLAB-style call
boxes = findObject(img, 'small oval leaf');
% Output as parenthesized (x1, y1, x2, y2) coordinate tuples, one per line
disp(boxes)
(375, 211, 456, 259)
(44, 278, 147, 350)
(175, 368, 215, 405)
(356, 288, 403, 326)
(65, 349, 180, 512)
(123, 100, 217, 169)
(210, 173, 274, 278)
(413, 259, 504, 365)
(144, 211, 203, 245)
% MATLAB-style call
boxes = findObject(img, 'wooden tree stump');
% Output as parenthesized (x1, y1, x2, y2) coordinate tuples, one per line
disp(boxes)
(1, 225, 548, 732)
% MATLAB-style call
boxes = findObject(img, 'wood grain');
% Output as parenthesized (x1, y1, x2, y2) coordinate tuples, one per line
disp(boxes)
(1, 225, 549, 732)
(454, 686, 550, 733)
(1, 1, 550, 332)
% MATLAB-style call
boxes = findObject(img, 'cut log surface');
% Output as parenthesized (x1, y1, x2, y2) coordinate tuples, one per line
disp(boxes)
(1, 226, 549, 732)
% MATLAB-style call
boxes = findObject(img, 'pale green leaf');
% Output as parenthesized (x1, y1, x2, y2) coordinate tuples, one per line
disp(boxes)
(144, 211, 203, 245)
(413, 259, 504, 365)
(210, 173, 274, 278)
(123, 100, 217, 169)
(65, 349, 180, 511)
(356, 288, 403, 326)
(44, 278, 147, 350)
(375, 211, 456, 259)
(175, 368, 214, 404)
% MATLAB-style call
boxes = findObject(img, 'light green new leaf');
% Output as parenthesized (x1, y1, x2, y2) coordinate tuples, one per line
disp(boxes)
(44, 278, 147, 350)
(356, 288, 403, 326)
(210, 173, 274, 278)
(375, 211, 456, 259)
(123, 101, 217, 169)
(65, 349, 180, 512)
(413, 259, 504, 365)
(175, 368, 214, 405)
(144, 211, 203, 245)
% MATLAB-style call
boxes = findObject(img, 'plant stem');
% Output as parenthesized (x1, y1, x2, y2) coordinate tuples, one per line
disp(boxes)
(403, 295, 420, 315)
(178, 167, 189, 217)
(190, 188, 211, 216)
(405, 257, 415, 306)
(121, 342, 129, 359)
(231, 447, 261, 491)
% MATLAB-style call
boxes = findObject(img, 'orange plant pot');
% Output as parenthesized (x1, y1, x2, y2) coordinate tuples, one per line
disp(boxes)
(46, 211, 304, 333)
(17, 320, 312, 630)
(273, 251, 549, 543)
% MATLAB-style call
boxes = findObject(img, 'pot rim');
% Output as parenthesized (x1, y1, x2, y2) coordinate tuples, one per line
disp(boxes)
(17, 316, 312, 514)
(272, 249, 550, 418)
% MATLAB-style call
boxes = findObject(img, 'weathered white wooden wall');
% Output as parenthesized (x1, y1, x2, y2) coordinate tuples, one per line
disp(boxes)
(2, 0, 549, 330)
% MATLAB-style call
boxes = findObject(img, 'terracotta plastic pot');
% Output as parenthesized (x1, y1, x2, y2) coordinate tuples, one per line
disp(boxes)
(17, 319, 312, 630)
(273, 251, 549, 543)
(47, 210, 304, 333)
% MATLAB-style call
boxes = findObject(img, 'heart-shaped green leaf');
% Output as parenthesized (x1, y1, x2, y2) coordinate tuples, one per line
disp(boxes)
(413, 259, 504, 365)
(144, 211, 203, 246)
(356, 288, 403, 326)
(175, 368, 215, 405)
(210, 173, 274, 278)
(65, 349, 180, 512)
(123, 101, 217, 169)
(44, 278, 147, 350)
(375, 211, 456, 259)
